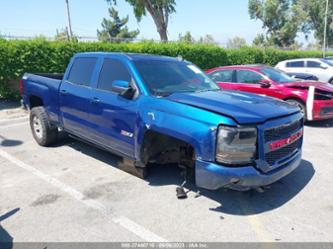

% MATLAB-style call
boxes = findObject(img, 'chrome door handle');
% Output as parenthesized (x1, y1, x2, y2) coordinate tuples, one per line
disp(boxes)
(60, 89, 68, 95)
(91, 97, 100, 104)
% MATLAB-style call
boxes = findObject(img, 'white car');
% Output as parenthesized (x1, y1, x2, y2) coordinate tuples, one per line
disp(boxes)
(276, 58, 333, 84)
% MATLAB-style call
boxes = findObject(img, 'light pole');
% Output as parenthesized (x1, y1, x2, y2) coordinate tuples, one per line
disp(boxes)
(65, 0, 74, 40)
(323, 0, 329, 57)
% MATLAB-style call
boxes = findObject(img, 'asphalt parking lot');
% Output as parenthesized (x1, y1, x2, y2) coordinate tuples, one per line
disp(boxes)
(0, 102, 333, 243)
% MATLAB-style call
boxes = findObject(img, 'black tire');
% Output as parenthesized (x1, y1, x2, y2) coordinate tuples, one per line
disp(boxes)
(30, 107, 58, 146)
(286, 99, 306, 121)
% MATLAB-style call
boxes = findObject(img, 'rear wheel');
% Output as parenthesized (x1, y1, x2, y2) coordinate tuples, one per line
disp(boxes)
(30, 107, 58, 146)
(286, 99, 306, 121)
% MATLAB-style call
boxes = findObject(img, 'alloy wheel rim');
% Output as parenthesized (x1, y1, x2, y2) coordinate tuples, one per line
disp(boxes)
(32, 116, 43, 139)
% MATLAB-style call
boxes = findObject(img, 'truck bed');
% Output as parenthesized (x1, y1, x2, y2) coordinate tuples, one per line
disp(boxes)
(32, 73, 64, 80)
(22, 73, 63, 125)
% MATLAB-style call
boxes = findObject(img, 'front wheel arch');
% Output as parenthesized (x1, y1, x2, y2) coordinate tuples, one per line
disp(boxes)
(140, 130, 196, 182)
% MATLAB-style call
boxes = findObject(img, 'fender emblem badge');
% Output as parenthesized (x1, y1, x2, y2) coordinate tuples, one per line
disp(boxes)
(121, 130, 134, 138)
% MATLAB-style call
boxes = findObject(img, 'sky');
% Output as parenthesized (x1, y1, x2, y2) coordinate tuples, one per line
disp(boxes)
(0, 0, 311, 45)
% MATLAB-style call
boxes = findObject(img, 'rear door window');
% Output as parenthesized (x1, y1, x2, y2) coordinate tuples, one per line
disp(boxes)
(286, 61, 305, 68)
(236, 70, 263, 84)
(97, 59, 132, 92)
(67, 57, 97, 86)
(208, 70, 234, 82)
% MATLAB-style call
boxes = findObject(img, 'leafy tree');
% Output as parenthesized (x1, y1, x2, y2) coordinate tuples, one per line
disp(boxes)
(248, 0, 302, 48)
(252, 33, 267, 47)
(107, 0, 176, 41)
(198, 34, 218, 45)
(178, 31, 195, 43)
(97, 7, 139, 42)
(294, 0, 333, 47)
(306, 42, 321, 50)
(252, 33, 277, 47)
(55, 28, 70, 41)
(226, 36, 247, 48)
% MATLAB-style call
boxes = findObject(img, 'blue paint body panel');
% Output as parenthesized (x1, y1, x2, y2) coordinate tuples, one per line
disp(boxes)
(22, 52, 303, 190)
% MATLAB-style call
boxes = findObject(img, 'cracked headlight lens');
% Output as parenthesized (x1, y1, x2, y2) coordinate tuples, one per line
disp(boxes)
(216, 126, 257, 165)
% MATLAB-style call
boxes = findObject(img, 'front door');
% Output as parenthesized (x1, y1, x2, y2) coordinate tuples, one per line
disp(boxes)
(234, 69, 272, 97)
(306, 60, 329, 82)
(89, 58, 138, 158)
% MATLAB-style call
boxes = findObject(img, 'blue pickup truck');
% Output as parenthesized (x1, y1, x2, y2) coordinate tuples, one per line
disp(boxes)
(21, 52, 304, 191)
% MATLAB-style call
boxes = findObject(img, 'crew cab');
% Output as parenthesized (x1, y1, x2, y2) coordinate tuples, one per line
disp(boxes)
(206, 65, 333, 121)
(21, 53, 304, 191)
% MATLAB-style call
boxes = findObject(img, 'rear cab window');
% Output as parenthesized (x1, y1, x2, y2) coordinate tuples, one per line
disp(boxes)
(67, 57, 97, 86)
(286, 61, 305, 68)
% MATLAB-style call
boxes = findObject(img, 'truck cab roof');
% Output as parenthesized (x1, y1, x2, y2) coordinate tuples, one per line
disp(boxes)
(74, 52, 180, 62)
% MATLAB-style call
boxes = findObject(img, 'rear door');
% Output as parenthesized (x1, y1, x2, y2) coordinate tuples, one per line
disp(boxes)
(89, 57, 138, 158)
(207, 69, 236, 90)
(59, 57, 98, 136)
(284, 60, 306, 74)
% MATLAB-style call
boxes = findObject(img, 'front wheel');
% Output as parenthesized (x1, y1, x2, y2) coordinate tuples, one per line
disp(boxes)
(285, 99, 306, 121)
(30, 107, 58, 146)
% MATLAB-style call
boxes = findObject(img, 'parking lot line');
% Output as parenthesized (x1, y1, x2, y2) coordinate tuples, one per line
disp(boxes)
(238, 196, 273, 242)
(0, 121, 28, 129)
(0, 148, 167, 242)
(0, 116, 28, 124)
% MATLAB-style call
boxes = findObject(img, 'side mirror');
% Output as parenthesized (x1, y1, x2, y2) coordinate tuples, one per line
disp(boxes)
(321, 65, 328, 70)
(259, 79, 271, 88)
(111, 80, 135, 99)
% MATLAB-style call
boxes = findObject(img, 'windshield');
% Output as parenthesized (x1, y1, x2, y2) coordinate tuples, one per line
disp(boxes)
(321, 59, 333, 67)
(260, 67, 294, 83)
(134, 60, 220, 96)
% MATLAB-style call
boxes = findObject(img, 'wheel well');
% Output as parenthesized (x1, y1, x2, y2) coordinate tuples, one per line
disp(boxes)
(141, 130, 195, 168)
(29, 95, 43, 108)
(328, 77, 333, 84)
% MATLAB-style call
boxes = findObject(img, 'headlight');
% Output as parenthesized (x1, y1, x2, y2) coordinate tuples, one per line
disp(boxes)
(216, 126, 257, 165)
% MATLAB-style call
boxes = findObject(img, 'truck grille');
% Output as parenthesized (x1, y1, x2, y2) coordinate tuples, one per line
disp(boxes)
(265, 139, 302, 165)
(264, 119, 302, 141)
(264, 119, 303, 166)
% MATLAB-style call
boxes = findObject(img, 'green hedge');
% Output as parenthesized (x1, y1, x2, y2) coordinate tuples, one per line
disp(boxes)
(0, 39, 330, 100)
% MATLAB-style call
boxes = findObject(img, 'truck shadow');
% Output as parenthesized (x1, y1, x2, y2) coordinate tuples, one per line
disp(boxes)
(148, 160, 314, 215)
(0, 100, 21, 111)
(306, 119, 333, 128)
(0, 208, 20, 249)
(202, 160, 314, 215)
(65, 138, 314, 215)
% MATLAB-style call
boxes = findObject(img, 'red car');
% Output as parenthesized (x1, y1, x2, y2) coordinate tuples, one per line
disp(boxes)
(206, 65, 333, 121)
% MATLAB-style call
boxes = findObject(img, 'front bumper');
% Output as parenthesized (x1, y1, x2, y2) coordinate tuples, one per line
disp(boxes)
(313, 100, 333, 120)
(195, 151, 302, 190)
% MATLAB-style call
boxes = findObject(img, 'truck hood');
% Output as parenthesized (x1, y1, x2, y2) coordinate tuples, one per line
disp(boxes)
(284, 81, 333, 92)
(166, 90, 299, 124)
